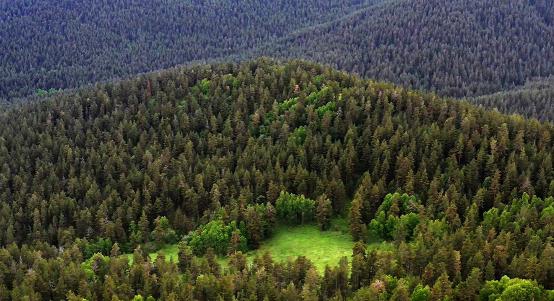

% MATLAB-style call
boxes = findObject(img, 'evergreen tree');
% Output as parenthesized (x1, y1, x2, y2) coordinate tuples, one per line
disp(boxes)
(350, 197, 364, 241)
(316, 194, 333, 231)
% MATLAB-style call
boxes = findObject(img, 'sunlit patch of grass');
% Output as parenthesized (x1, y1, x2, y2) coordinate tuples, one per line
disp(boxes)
(129, 219, 392, 273)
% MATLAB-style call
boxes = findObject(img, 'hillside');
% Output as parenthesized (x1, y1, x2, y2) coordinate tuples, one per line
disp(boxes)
(471, 77, 554, 122)
(0, 59, 553, 299)
(263, 0, 554, 98)
(258, 0, 554, 119)
(0, 0, 379, 99)
(3, 0, 554, 123)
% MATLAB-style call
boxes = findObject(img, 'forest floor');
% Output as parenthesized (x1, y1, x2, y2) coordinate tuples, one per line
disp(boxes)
(135, 219, 392, 272)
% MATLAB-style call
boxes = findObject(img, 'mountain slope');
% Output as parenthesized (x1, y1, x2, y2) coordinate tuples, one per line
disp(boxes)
(0, 60, 553, 299)
(3, 0, 554, 122)
(0, 0, 379, 99)
(257, 0, 554, 119)
(471, 77, 554, 122)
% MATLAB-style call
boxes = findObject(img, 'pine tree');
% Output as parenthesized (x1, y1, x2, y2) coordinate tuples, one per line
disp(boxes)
(431, 272, 452, 301)
(177, 243, 193, 273)
(245, 206, 263, 248)
(540, 243, 554, 288)
(316, 194, 333, 231)
(138, 210, 150, 243)
(265, 202, 277, 235)
(110, 243, 121, 257)
(454, 268, 481, 300)
(205, 248, 221, 276)
(228, 251, 247, 273)
(350, 254, 365, 290)
(282, 282, 301, 301)
(228, 229, 243, 255)
(390, 280, 410, 301)
(350, 198, 364, 241)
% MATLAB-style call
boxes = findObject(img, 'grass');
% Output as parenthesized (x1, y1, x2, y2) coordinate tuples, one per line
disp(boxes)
(239, 223, 354, 272)
(124, 243, 179, 264)
(232, 221, 392, 272)
(127, 219, 392, 273)
(147, 244, 180, 262)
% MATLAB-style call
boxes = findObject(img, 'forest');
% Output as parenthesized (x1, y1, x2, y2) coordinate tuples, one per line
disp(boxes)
(471, 77, 554, 122)
(1, 0, 554, 122)
(0, 0, 378, 99)
(264, 0, 554, 98)
(0, 59, 553, 300)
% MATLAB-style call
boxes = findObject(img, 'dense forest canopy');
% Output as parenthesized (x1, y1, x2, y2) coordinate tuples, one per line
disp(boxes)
(471, 77, 554, 122)
(261, 0, 554, 97)
(0, 0, 378, 99)
(0, 59, 553, 300)
(2, 0, 554, 122)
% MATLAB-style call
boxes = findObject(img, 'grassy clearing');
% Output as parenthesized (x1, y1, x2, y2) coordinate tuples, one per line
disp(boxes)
(124, 244, 179, 264)
(128, 219, 392, 272)
(237, 223, 353, 272)
(234, 222, 393, 272)
(148, 244, 180, 262)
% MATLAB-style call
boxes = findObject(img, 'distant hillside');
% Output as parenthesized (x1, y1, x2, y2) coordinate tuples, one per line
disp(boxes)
(471, 77, 554, 122)
(261, 0, 554, 99)
(3, 0, 554, 121)
(0, 0, 378, 99)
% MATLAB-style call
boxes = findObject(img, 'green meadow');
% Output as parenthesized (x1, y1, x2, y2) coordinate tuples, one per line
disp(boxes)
(132, 220, 392, 272)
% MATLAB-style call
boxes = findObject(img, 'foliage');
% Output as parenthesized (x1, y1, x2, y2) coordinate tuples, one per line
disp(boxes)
(316, 194, 333, 231)
(479, 276, 544, 301)
(279, 97, 298, 112)
(188, 220, 247, 256)
(261, 0, 554, 120)
(472, 77, 554, 122)
(276, 191, 316, 224)
(0, 0, 376, 100)
(150, 216, 178, 248)
(3, 0, 554, 123)
(289, 126, 307, 145)
(316, 101, 336, 118)
(36, 88, 61, 97)
(306, 86, 332, 105)
(4, 0, 554, 124)
(411, 284, 431, 301)
(0, 59, 553, 298)
(367, 193, 421, 241)
(81, 252, 110, 280)
(83, 238, 113, 259)
(197, 79, 211, 95)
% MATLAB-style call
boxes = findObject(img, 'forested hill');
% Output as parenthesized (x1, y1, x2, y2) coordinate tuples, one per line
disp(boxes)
(3, 0, 554, 123)
(261, 0, 554, 99)
(0, 59, 553, 299)
(471, 77, 554, 122)
(0, 0, 378, 99)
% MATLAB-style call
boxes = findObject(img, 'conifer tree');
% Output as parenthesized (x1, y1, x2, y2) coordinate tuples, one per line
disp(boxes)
(350, 197, 364, 241)
(316, 194, 333, 231)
